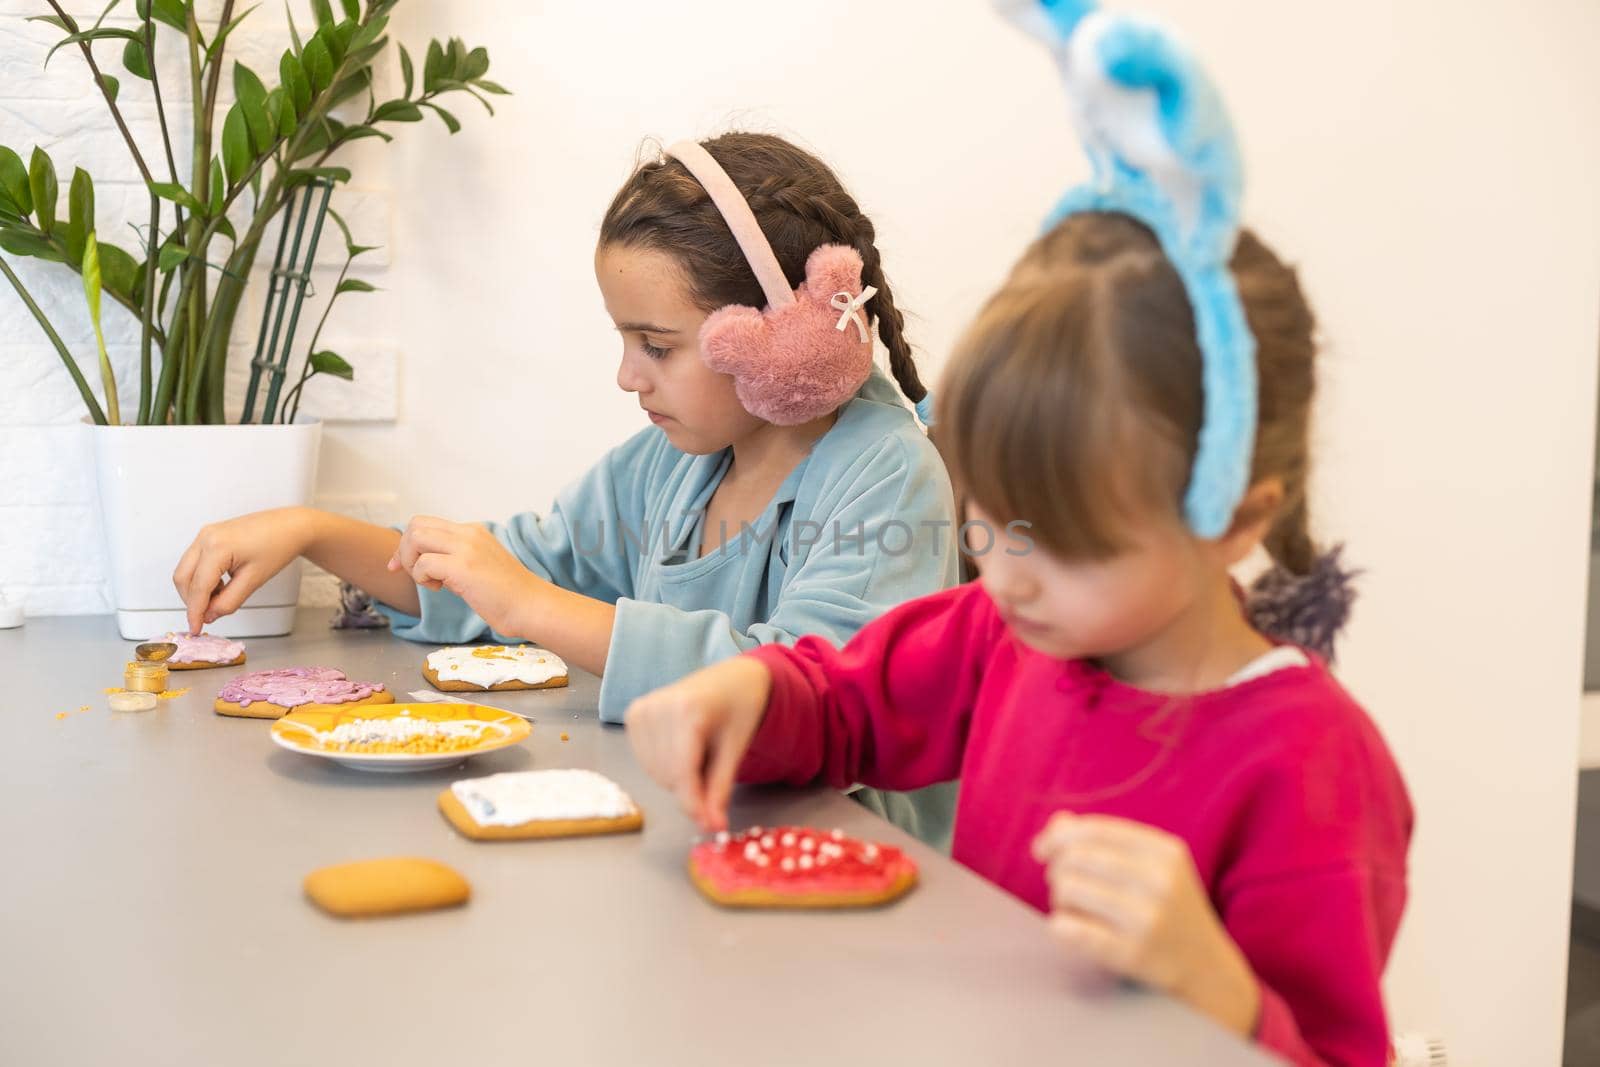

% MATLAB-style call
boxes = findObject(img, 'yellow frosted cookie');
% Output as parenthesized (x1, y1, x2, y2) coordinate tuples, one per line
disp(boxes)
(303, 857, 470, 918)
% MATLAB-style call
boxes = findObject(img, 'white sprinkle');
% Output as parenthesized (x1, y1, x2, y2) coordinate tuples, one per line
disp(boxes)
(780, 832, 796, 847)
(744, 842, 761, 862)
(714, 830, 730, 845)
(761, 834, 775, 850)
(799, 854, 814, 870)
(749, 825, 763, 836)
(800, 837, 815, 852)
(830, 829, 844, 841)
(780, 857, 795, 872)
(754, 854, 769, 867)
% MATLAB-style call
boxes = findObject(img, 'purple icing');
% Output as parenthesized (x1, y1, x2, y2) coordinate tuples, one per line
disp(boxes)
(161, 631, 246, 665)
(217, 666, 385, 709)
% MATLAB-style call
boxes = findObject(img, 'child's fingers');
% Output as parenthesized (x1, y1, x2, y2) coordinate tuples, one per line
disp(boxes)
(701, 731, 746, 834)
(1046, 844, 1150, 893)
(1049, 871, 1140, 931)
(1049, 912, 1130, 973)
(202, 564, 260, 622)
(1038, 813, 1177, 858)
(182, 550, 230, 635)
(408, 552, 454, 590)
(1031, 811, 1079, 861)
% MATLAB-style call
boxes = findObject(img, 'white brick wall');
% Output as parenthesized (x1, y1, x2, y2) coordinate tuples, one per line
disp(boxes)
(0, 3, 396, 616)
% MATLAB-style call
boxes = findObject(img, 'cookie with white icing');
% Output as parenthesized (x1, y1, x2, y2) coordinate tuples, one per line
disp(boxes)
(423, 645, 569, 692)
(438, 769, 643, 840)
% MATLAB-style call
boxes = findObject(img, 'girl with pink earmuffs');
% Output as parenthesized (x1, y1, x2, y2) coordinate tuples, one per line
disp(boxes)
(172, 131, 963, 844)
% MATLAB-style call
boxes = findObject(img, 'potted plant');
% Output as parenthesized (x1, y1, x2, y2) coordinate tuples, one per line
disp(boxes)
(0, 0, 503, 638)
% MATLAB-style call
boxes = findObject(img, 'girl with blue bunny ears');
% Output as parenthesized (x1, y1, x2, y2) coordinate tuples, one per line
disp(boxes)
(626, 3, 1412, 1063)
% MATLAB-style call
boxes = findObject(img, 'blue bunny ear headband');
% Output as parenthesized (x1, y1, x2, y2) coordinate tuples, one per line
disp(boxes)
(994, 0, 1255, 539)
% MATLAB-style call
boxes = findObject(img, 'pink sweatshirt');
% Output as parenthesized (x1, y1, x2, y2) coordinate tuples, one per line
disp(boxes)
(743, 582, 1412, 1067)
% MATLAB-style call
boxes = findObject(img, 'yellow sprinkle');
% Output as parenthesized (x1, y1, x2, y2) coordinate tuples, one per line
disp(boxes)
(77, 705, 89, 712)
(55, 711, 68, 720)
(104, 687, 123, 694)
(158, 687, 190, 700)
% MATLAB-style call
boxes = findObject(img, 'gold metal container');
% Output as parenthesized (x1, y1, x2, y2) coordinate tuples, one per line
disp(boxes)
(124, 660, 168, 694)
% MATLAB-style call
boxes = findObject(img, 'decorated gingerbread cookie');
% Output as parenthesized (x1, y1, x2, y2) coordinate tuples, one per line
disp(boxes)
(158, 631, 246, 670)
(439, 769, 643, 841)
(214, 666, 393, 720)
(689, 825, 918, 909)
(423, 645, 569, 692)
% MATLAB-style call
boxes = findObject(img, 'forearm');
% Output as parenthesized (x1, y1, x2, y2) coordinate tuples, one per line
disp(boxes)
(299, 508, 420, 616)
(511, 582, 616, 677)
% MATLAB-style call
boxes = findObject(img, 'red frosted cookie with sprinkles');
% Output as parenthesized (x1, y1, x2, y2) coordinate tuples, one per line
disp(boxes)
(688, 825, 917, 909)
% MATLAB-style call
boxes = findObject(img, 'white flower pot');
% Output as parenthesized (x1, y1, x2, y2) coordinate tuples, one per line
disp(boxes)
(90, 419, 322, 640)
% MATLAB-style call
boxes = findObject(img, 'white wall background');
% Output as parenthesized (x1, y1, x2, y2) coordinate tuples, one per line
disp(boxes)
(3, 2, 1598, 1064)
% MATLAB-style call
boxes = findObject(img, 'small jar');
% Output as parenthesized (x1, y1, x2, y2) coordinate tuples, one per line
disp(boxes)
(124, 661, 168, 694)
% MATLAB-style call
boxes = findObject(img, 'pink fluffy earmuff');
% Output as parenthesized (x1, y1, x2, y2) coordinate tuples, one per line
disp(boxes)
(667, 141, 877, 426)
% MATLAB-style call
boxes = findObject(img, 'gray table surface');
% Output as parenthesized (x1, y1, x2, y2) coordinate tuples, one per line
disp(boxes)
(1, 611, 1267, 1066)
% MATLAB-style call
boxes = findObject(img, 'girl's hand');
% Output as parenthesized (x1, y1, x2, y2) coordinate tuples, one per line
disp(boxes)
(624, 656, 774, 833)
(172, 507, 316, 634)
(388, 516, 545, 636)
(1031, 813, 1261, 1036)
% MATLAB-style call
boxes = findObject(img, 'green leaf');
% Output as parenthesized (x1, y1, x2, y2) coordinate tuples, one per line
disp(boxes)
(204, 3, 262, 64)
(309, 349, 353, 380)
(339, 0, 360, 20)
(336, 277, 376, 294)
(0, 229, 62, 260)
(208, 157, 225, 216)
(233, 63, 276, 153)
(349, 13, 387, 52)
(27, 14, 74, 32)
(302, 35, 334, 93)
(423, 39, 445, 92)
(326, 68, 372, 109)
(213, 215, 237, 243)
(65, 167, 94, 265)
(337, 125, 391, 144)
(373, 100, 422, 123)
(97, 241, 139, 301)
(285, 165, 351, 186)
(280, 50, 312, 112)
(83, 232, 121, 424)
(44, 27, 142, 70)
(423, 101, 459, 134)
(398, 43, 413, 99)
(29, 148, 58, 235)
(310, 0, 335, 28)
(473, 78, 510, 95)
(266, 87, 296, 137)
(149, 180, 201, 213)
(446, 37, 466, 80)
(100, 72, 122, 101)
(221, 104, 251, 185)
(122, 38, 151, 79)
(0, 147, 33, 216)
(148, 0, 189, 33)
(285, 1, 304, 54)
(332, 19, 356, 60)
(158, 243, 188, 271)
(462, 46, 489, 81)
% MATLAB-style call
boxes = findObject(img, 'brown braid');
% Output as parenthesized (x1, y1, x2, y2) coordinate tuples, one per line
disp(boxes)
(599, 132, 927, 406)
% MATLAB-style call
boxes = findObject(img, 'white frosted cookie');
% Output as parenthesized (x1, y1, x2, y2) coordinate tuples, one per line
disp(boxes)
(438, 769, 643, 840)
(423, 645, 569, 692)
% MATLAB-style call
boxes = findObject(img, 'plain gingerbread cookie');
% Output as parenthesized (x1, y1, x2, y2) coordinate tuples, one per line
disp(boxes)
(303, 857, 470, 918)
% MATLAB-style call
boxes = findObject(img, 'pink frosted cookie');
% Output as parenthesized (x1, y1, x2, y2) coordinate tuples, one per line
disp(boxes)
(214, 666, 393, 720)
(159, 631, 247, 670)
(688, 825, 918, 909)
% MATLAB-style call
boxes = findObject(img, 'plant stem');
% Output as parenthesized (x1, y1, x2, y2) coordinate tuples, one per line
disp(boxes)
(44, 0, 155, 186)
(138, 192, 158, 424)
(0, 255, 108, 425)
(283, 248, 352, 423)
(144, 14, 185, 234)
